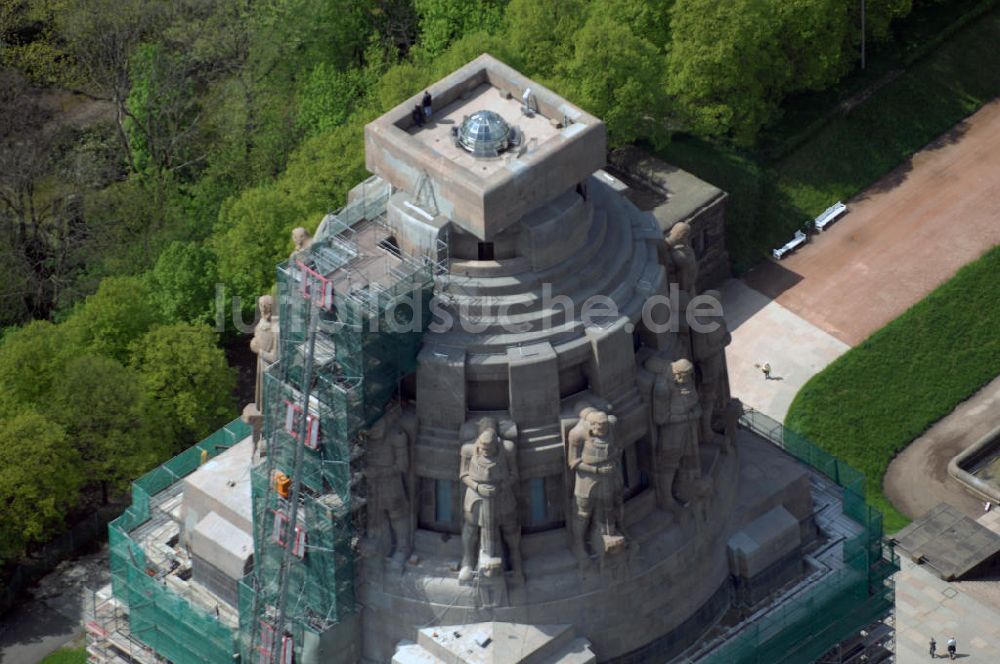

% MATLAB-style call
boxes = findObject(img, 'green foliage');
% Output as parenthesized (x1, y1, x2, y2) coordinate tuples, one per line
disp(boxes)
(0, 321, 75, 414)
(213, 184, 301, 310)
(212, 121, 366, 308)
(562, 2, 669, 147)
(150, 241, 219, 325)
(130, 323, 236, 448)
(773, 4, 1000, 221)
(0, 410, 84, 562)
(62, 276, 163, 363)
(661, 2, 1000, 270)
(296, 62, 375, 136)
(414, 0, 506, 57)
(786, 245, 1000, 532)
(667, 0, 853, 145)
(49, 355, 164, 499)
(503, 0, 587, 79)
(125, 41, 195, 172)
(39, 649, 89, 664)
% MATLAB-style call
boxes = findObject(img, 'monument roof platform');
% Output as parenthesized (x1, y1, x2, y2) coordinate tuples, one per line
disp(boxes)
(891, 502, 1000, 581)
(404, 82, 561, 179)
(365, 54, 606, 240)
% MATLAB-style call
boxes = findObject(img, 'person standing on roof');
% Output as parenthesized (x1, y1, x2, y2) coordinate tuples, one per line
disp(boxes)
(422, 91, 433, 121)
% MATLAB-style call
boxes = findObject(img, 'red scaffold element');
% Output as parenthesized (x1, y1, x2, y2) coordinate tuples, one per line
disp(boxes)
(296, 260, 335, 310)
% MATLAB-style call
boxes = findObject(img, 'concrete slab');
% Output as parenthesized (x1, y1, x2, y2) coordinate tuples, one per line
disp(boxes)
(892, 503, 1000, 581)
(721, 279, 849, 422)
(894, 557, 1000, 663)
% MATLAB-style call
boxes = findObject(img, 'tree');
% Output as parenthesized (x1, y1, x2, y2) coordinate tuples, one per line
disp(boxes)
(561, 2, 670, 147)
(149, 241, 219, 325)
(62, 275, 163, 363)
(667, 0, 854, 145)
(503, 0, 588, 80)
(0, 320, 76, 415)
(0, 410, 84, 563)
(414, 0, 506, 57)
(863, 0, 913, 43)
(53, 0, 170, 173)
(49, 355, 162, 503)
(212, 120, 366, 310)
(212, 184, 300, 311)
(130, 323, 236, 449)
(0, 70, 94, 324)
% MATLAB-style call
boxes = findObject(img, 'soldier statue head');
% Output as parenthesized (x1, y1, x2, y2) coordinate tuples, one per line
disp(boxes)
(258, 294, 274, 319)
(667, 221, 691, 246)
(292, 227, 312, 252)
(476, 427, 500, 457)
(671, 358, 695, 385)
(586, 410, 610, 439)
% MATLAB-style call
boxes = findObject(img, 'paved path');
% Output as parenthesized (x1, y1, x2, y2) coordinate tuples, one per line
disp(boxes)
(721, 279, 849, 422)
(895, 556, 1000, 664)
(884, 375, 1000, 522)
(0, 547, 109, 664)
(744, 98, 1000, 346)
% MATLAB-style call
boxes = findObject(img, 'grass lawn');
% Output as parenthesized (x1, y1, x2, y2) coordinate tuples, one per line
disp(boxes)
(785, 245, 1000, 532)
(40, 648, 88, 664)
(658, 0, 1000, 273)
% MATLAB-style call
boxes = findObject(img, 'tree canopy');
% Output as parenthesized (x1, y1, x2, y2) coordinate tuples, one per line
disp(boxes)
(0, 0, 935, 566)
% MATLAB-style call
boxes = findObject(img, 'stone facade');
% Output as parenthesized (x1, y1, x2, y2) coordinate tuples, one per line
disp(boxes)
(348, 55, 811, 662)
(607, 146, 730, 292)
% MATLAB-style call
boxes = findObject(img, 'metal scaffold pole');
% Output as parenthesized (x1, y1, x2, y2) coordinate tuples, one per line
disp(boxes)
(272, 300, 320, 663)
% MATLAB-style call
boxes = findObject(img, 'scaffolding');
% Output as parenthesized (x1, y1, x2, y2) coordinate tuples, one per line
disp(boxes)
(241, 201, 438, 663)
(688, 409, 899, 664)
(96, 418, 252, 664)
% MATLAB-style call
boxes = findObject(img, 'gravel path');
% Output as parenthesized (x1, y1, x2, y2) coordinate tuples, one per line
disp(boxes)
(883, 375, 1000, 525)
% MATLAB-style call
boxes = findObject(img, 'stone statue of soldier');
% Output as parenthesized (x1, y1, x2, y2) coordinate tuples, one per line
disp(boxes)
(568, 409, 626, 563)
(459, 418, 523, 584)
(691, 289, 732, 441)
(650, 358, 710, 509)
(290, 227, 313, 260)
(362, 412, 412, 566)
(665, 221, 698, 296)
(249, 295, 279, 410)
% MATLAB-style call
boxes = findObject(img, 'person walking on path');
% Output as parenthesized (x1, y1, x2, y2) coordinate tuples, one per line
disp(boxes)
(929, 637, 936, 658)
(755, 362, 772, 380)
(947, 636, 957, 659)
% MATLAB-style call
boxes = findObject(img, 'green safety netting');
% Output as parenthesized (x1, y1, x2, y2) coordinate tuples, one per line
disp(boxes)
(108, 417, 251, 664)
(243, 214, 434, 662)
(698, 409, 899, 664)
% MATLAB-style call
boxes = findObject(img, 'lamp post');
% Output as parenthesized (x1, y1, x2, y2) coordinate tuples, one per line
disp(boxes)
(861, 0, 867, 70)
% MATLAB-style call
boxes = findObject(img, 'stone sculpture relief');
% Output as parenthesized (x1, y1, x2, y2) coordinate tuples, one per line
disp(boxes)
(649, 358, 711, 509)
(567, 409, 626, 565)
(290, 227, 313, 260)
(459, 417, 523, 585)
(249, 295, 279, 409)
(691, 289, 732, 441)
(665, 221, 698, 296)
(362, 411, 412, 566)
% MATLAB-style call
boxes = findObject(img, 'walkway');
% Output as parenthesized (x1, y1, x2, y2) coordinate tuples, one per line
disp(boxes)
(721, 279, 848, 422)
(884, 374, 1000, 522)
(743, 98, 1000, 347)
(725, 97, 1000, 424)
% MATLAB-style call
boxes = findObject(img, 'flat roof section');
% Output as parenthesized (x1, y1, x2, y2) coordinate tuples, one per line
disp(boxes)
(365, 54, 606, 240)
(405, 82, 561, 179)
(892, 502, 1000, 581)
